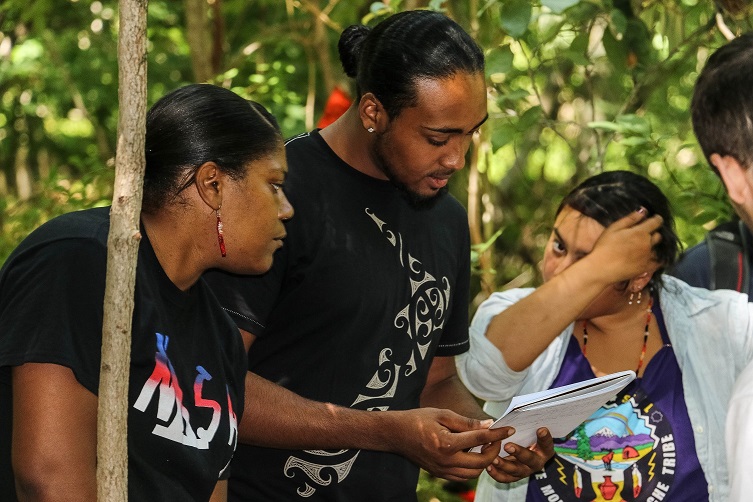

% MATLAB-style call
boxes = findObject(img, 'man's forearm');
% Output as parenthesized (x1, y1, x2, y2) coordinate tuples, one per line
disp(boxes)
(239, 371, 517, 482)
(239, 371, 397, 451)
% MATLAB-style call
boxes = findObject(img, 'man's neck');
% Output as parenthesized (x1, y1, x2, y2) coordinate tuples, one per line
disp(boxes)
(319, 108, 387, 181)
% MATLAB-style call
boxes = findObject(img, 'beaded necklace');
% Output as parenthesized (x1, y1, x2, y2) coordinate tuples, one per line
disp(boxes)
(581, 297, 654, 375)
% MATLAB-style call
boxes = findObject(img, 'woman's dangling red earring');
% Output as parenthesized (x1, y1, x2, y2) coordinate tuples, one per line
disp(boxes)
(216, 207, 227, 257)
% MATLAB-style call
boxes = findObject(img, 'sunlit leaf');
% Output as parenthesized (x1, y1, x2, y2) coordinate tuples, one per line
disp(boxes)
(497, 89, 531, 105)
(491, 123, 517, 151)
(542, 0, 581, 14)
(11, 39, 44, 63)
(486, 44, 514, 76)
(428, 0, 447, 11)
(691, 210, 723, 225)
(518, 106, 543, 131)
(609, 8, 628, 37)
(601, 27, 630, 69)
(620, 136, 649, 146)
(588, 121, 623, 132)
(500, 0, 532, 38)
(370, 2, 387, 14)
(616, 114, 651, 136)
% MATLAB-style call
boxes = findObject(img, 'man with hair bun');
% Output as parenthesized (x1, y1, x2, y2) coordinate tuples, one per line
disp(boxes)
(205, 9, 553, 501)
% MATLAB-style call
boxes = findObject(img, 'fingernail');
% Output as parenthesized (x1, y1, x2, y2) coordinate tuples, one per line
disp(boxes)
(636, 206, 647, 215)
(480, 419, 494, 428)
(505, 444, 516, 454)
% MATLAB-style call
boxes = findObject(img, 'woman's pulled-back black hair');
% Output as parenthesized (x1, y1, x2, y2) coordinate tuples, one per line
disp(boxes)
(338, 10, 484, 118)
(143, 84, 282, 213)
(557, 170, 681, 290)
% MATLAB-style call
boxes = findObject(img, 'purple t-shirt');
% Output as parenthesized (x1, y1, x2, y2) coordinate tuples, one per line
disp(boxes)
(526, 298, 709, 501)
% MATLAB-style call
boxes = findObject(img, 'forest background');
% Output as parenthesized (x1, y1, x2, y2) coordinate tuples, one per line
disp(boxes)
(1, 0, 752, 499)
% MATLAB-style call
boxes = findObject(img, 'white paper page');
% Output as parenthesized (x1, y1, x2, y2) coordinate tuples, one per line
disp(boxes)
(470, 371, 635, 458)
(516, 377, 633, 413)
(506, 371, 634, 413)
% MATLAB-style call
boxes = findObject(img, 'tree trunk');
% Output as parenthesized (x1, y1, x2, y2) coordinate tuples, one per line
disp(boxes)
(468, 133, 496, 296)
(97, 0, 147, 500)
(185, 0, 214, 82)
(313, 5, 334, 93)
(305, 47, 317, 131)
(13, 133, 32, 201)
(211, 0, 225, 75)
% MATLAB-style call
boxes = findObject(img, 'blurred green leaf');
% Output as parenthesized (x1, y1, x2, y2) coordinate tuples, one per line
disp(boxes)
(542, 0, 582, 14)
(609, 8, 628, 38)
(497, 89, 531, 105)
(588, 121, 622, 131)
(500, 0, 532, 38)
(487, 44, 515, 76)
(491, 123, 517, 151)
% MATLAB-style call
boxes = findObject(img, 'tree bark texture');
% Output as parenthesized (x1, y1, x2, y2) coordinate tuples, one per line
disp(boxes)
(97, 0, 147, 500)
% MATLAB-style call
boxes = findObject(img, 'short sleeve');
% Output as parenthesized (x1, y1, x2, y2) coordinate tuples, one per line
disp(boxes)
(0, 238, 107, 394)
(435, 222, 471, 357)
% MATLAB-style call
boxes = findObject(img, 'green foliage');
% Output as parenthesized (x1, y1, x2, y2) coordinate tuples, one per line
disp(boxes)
(464, 0, 749, 304)
(0, 0, 750, 284)
(0, 169, 113, 261)
(575, 423, 594, 461)
(417, 471, 473, 502)
(0, 0, 747, 291)
(0, 0, 750, 278)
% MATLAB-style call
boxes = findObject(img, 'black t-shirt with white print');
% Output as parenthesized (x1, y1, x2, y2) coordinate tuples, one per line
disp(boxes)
(0, 207, 246, 502)
(204, 130, 472, 501)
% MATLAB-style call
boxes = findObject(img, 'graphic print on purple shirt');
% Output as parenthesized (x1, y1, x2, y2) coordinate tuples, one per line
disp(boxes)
(526, 299, 709, 502)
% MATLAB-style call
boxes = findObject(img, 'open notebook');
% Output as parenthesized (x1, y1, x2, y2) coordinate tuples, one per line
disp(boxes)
(472, 370, 636, 458)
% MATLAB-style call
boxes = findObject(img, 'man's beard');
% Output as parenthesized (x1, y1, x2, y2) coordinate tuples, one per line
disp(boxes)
(371, 133, 447, 209)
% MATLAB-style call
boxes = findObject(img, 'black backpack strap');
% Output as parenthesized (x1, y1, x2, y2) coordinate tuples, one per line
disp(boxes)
(706, 220, 749, 294)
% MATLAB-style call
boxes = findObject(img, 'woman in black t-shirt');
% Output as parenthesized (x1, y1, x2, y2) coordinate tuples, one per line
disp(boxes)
(0, 84, 293, 501)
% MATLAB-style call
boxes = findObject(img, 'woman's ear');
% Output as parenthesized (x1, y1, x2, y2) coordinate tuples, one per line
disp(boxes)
(628, 270, 655, 293)
(194, 161, 223, 210)
(359, 92, 384, 133)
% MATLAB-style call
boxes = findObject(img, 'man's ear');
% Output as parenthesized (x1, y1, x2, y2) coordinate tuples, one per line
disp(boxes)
(194, 162, 223, 210)
(713, 153, 751, 206)
(359, 92, 386, 133)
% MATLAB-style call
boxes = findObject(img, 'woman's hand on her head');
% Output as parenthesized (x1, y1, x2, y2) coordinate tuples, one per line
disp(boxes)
(588, 210, 663, 284)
